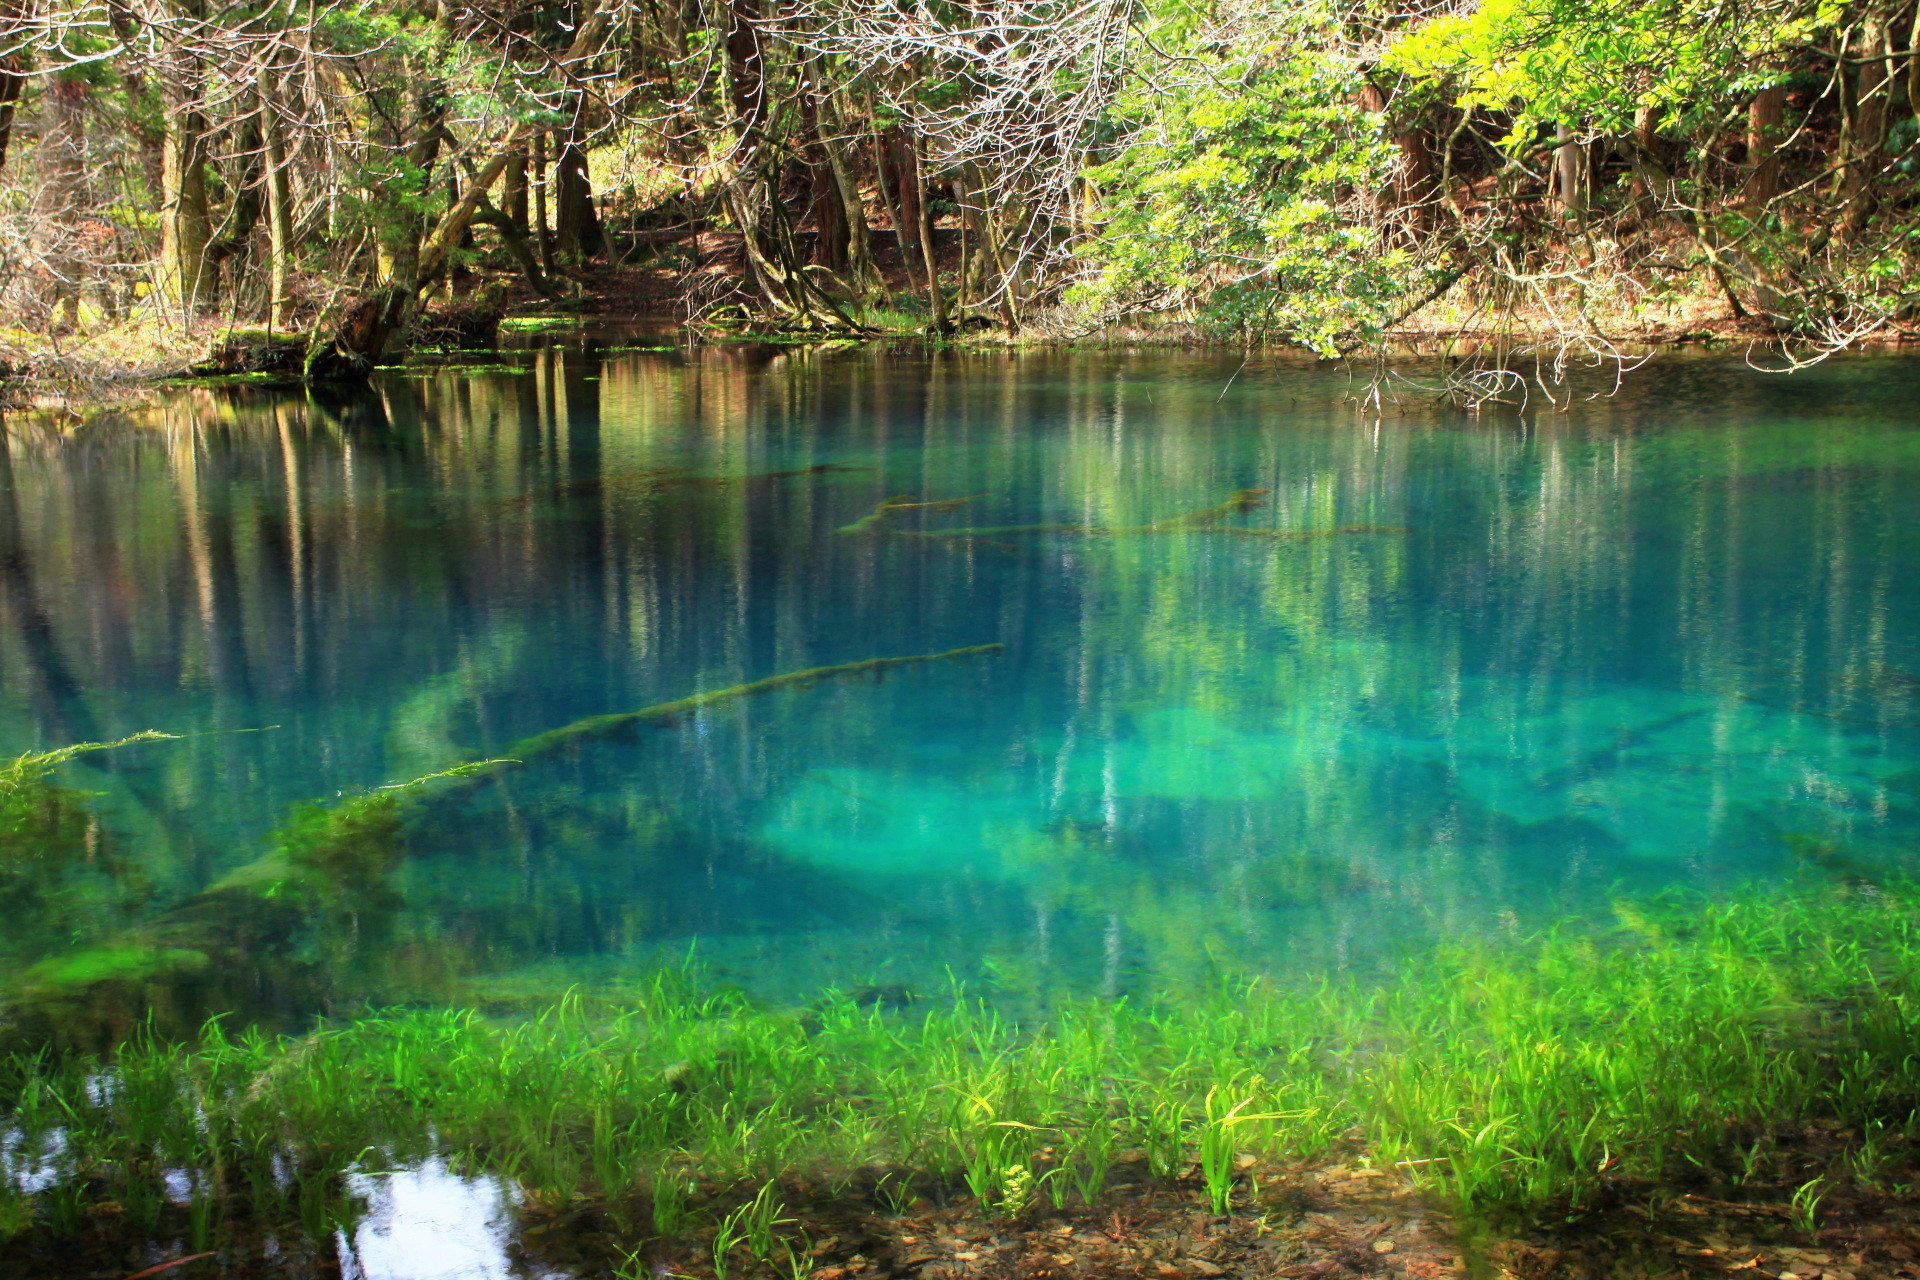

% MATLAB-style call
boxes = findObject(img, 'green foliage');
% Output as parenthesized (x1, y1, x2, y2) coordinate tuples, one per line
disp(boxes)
(4, 877, 1920, 1251)
(0, 734, 175, 971)
(1385, 0, 1835, 138)
(1081, 7, 1430, 351)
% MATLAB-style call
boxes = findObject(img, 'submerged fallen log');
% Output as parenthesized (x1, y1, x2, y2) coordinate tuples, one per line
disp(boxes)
(499, 462, 871, 514)
(1, 644, 1005, 1048)
(837, 488, 1408, 542)
(423, 643, 1005, 804)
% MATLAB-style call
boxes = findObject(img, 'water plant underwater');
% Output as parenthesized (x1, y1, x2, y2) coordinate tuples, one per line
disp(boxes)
(0, 644, 1005, 1048)
(9, 654, 1920, 1267)
(5, 866, 1920, 1262)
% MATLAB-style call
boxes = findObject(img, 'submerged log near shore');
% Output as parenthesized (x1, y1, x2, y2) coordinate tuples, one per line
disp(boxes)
(0, 644, 1005, 1049)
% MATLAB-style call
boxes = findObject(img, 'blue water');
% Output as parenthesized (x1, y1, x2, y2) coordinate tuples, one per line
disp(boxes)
(5, 345, 1920, 1016)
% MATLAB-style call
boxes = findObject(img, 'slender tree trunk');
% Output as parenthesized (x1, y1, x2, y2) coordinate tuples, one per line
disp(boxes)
(533, 130, 554, 275)
(955, 194, 972, 314)
(1910, 0, 1920, 123)
(259, 61, 295, 330)
(1743, 85, 1785, 209)
(383, 78, 446, 288)
(1396, 123, 1437, 230)
(869, 129, 907, 276)
(207, 107, 263, 282)
(1626, 106, 1657, 202)
(902, 132, 947, 332)
(968, 166, 1017, 332)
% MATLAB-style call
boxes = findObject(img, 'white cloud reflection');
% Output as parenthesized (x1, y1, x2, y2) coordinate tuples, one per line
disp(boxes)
(338, 1156, 541, 1280)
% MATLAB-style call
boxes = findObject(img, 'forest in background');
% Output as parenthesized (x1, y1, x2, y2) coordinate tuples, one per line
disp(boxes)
(0, 0, 1917, 378)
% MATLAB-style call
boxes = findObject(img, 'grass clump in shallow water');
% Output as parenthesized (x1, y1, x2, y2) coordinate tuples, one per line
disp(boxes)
(4, 879, 1920, 1259)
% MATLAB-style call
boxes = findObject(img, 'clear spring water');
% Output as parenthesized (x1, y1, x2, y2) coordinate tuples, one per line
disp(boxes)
(5, 343, 1920, 1021)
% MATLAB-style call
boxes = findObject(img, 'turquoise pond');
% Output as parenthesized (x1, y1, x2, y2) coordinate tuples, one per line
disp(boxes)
(5, 343, 1920, 1018)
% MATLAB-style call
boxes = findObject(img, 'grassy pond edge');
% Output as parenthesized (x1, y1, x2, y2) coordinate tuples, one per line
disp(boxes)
(5, 872, 1920, 1276)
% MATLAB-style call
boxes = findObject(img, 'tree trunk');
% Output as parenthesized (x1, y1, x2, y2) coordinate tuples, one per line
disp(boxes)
(901, 130, 947, 332)
(1553, 123, 1585, 223)
(1395, 124, 1437, 229)
(968, 166, 1018, 332)
(0, 0, 28, 172)
(260, 61, 294, 330)
(157, 97, 214, 319)
(533, 130, 553, 275)
(207, 106, 263, 275)
(1743, 85, 1785, 209)
(553, 102, 603, 262)
(801, 89, 848, 273)
(1843, 18, 1891, 233)
(1910, 0, 1920, 125)
(1626, 106, 1657, 202)
(877, 125, 920, 279)
(381, 78, 446, 287)
(816, 104, 881, 301)
(503, 145, 529, 231)
(31, 78, 89, 329)
(955, 194, 973, 314)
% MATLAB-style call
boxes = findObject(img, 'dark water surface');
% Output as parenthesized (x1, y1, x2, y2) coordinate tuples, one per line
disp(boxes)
(6, 344, 1920, 1019)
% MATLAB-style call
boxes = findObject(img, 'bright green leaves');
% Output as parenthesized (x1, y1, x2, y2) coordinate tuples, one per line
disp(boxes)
(1078, 26, 1432, 352)
(1384, 0, 1837, 140)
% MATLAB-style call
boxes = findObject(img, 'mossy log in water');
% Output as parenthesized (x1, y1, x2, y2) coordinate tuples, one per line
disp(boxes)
(837, 487, 1408, 542)
(425, 643, 1004, 803)
(0, 644, 1004, 1046)
(504, 462, 871, 514)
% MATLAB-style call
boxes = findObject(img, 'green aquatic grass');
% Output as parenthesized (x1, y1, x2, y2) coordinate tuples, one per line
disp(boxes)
(3, 879, 1920, 1251)
(497, 315, 590, 332)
